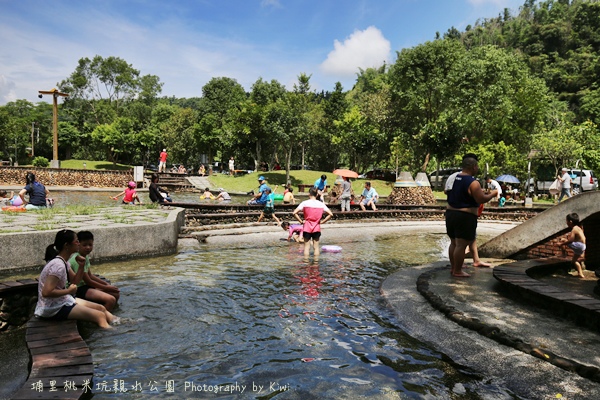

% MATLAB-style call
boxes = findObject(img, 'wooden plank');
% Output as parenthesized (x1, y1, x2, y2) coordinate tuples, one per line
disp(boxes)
(28, 334, 83, 349)
(29, 341, 89, 356)
(17, 278, 39, 285)
(30, 363, 94, 378)
(32, 354, 93, 369)
(32, 348, 91, 364)
(1, 280, 23, 287)
(27, 319, 75, 329)
(27, 327, 81, 341)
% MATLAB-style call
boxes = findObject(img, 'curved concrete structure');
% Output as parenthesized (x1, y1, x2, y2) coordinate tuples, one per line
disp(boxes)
(479, 191, 600, 266)
(0, 207, 185, 272)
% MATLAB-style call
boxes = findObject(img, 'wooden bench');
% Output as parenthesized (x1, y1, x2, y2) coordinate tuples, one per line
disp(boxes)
(0, 280, 94, 400)
(297, 184, 330, 192)
(12, 318, 93, 399)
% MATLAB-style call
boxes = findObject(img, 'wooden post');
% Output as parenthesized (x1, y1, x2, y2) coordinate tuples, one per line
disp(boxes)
(38, 88, 68, 168)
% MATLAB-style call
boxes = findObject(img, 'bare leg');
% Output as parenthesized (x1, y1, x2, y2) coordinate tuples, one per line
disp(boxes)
(68, 303, 111, 329)
(257, 212, 264, 222)
(303, 239, 311, 257)
(448, 238, 456, 274)
(471, 240, 492, 267)
(84, 288, 117, 311)
(99, 286, 120, 302)
(76, 298, 115, 324)
(572, 254, 585, 278)
(452, 238, 472, 277)
(272, 213, 281, 225)
(313, 239, 320, 257)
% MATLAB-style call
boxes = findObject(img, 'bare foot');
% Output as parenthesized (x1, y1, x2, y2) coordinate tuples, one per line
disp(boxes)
(452, 271, 471, 278)
(473, 261, 492, 268)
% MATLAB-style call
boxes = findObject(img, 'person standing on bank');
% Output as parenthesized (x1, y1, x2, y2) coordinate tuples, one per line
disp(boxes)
(446, 156, 498, 278)
(229, 156, 235, 176)
(557, 167, 572, 203)
(340, 176, 352, 212)
(158, 149, 168, 173)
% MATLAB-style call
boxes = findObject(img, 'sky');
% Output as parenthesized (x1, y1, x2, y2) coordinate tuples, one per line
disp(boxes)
(0, 0, 525, 105)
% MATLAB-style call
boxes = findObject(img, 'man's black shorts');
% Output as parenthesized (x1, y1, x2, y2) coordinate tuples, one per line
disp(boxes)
(445, 209, 477, 241)
(303, 231, 321, 241)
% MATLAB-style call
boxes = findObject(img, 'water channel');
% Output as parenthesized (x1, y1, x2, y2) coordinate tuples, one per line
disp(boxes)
(1, 223, 515, 399)
(0, 189, 520, 398)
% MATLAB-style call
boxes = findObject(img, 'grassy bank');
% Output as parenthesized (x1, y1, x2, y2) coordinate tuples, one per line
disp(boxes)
(208, 170, 398, 196)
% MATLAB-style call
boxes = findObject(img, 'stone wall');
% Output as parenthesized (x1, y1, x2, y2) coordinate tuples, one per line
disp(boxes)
(0, 285, 37, 331)
(513, 212, 600, 269)
(0, 166, 132, 188)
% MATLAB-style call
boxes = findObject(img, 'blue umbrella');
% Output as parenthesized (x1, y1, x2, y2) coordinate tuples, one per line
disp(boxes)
(496, 174, 520, 184)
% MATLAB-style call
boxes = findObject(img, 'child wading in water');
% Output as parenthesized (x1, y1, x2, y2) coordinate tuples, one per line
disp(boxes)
(560, 212, 586, 278)
(258, 186, 281, 224)
(112, 181, 142, 205)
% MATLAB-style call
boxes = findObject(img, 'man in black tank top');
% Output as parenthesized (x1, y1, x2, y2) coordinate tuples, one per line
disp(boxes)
(445, 156, 498, 277)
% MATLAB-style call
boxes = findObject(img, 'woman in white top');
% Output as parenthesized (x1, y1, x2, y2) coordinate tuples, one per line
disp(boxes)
(35, 229, 116, 328)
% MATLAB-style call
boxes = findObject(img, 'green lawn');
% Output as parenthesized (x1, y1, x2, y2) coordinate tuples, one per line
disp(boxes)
(60, 159, 132, 171)
(208, 170, 398, 196)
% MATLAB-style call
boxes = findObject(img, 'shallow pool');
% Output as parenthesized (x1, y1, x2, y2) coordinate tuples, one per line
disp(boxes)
(62, 231, 518, 399)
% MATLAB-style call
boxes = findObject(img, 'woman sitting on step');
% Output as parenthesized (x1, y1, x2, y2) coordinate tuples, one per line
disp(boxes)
(35, 229, 117, 329)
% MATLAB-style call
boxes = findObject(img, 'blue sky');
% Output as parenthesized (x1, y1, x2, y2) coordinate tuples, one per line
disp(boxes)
(0, 0, 525, 105)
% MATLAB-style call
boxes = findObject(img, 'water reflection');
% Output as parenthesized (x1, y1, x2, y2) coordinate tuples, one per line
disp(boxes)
(74, 233, 517, 399)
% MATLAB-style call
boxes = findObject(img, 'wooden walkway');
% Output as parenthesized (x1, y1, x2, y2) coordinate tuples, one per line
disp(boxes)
(0, 281, 94, 400)
(12, 318, 93, 399)
(493, 257, 600, 332)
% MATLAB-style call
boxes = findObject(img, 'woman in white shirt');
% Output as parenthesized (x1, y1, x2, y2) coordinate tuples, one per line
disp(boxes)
(35, 229, 116, 329)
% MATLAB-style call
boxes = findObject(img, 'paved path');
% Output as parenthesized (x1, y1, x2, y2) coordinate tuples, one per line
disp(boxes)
(0, 206, 171, 235)
(382, 256, 600, 399)
(186, 176, 211, 190)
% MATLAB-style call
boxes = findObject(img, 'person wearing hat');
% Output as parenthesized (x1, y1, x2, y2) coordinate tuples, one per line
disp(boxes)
(247, 176, 269, 205)
(215, 188, 231, 202)
(557, 167, 572, 203)
(112, 181, 143, 205)
(158, 148, 168, 173)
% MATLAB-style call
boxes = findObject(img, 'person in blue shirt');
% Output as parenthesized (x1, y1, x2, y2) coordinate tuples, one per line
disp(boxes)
(247, 176, 269, 205)
(313, 174, 328, 201)
(359, 181, 379, 211)
(258, 187, 281, 224)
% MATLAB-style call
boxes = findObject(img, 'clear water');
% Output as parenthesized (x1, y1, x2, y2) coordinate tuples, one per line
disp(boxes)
(72, 232, 517, 399)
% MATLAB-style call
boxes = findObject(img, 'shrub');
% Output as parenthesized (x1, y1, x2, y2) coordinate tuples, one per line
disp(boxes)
(32, 156, 49, 167)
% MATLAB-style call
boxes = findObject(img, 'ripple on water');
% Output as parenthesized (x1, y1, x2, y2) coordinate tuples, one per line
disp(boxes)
(78, 234, 517, 398)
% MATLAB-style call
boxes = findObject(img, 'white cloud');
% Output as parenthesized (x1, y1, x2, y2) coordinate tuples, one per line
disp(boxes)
(0, 75, 17, 103)
(320, 26, 391, 77)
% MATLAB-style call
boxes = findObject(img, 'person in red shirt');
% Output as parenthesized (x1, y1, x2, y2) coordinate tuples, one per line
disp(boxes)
(158, 149, 168, 173)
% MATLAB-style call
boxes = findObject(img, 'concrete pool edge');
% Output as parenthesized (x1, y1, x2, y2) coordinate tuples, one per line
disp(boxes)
(0, 207, 186, 272)
(381, 260, 600, 398)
